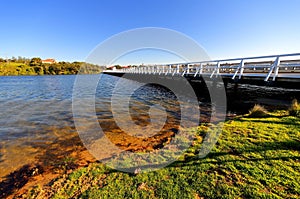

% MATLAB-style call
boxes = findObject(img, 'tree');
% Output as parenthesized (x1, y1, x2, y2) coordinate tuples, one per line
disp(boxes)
(34, 66, 44, 75)
(17, 56, 30, 64)
(11, 56, 16, 62)
(114, 65, 122, 69)
(30, 57, 42, 66)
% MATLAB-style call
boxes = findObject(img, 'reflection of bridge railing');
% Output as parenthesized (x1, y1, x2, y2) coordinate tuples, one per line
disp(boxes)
(106, 53, 300, 82)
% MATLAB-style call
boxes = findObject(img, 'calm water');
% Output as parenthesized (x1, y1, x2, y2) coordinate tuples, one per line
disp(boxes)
(0, 74, 299, 180)
(0, 75, 75, 179)
(0, 74, 189, 179)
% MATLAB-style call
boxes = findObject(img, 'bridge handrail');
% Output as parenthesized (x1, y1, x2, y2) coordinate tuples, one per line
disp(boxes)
(111, 53, 300, 82)
(161, 53, 300, 66)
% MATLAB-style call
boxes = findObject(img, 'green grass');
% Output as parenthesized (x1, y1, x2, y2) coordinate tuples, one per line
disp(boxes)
(25, 111, 300, 198)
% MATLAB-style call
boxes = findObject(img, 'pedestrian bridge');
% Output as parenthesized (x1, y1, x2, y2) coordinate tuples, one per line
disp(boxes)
(103, 53, 300, 88)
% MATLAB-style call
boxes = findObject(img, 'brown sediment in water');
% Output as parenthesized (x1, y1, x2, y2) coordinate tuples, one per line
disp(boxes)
(0, 119, 186, 198)
(99, 115, 180, 152)
(0, 100, 214, 198)
(0, 126, 96, 198)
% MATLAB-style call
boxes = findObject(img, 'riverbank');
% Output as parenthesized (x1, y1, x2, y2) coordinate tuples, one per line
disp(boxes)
(4, 108, 299, 198)
(0, 62, 103, 76)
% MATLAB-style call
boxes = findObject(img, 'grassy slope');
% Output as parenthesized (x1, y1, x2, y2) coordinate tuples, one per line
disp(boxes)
(0, 62, 103, 75)
(26, 111, 300, 199)
(0, 62, 36, 76)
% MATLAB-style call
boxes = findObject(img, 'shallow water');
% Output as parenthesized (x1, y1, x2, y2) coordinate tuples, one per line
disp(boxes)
(0, 74, 201, 179)
(0, 75, 76, 179)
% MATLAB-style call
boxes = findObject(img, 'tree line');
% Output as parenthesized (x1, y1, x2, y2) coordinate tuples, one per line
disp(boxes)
(0, 57, 104, 76)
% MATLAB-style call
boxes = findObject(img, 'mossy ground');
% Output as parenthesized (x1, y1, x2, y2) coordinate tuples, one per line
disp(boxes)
(24, 110, 300, 198)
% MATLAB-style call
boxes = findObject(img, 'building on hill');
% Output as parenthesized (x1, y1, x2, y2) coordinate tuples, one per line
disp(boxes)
(42, 59, 56, 64)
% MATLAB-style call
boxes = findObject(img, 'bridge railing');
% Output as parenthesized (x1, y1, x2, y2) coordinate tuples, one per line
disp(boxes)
(116, 53, 300, 81)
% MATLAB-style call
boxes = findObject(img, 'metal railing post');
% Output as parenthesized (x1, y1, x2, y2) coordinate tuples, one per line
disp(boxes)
(232, 59, 244, 80)
(160, 65, 164, 75)
(216, 62, 220, 76)
(172, 65, 177, 76)
(239, 59, 245, 79)
(272, 57, 281, 81)
(194, 65, 199, 77)
(165, 65, 171, 75)
(200, 63, 203, 75)
(187, 64, 190, 74)
(210, 62, 220, 78)
(264, 56, 280, 81)
(182, 66, 186, 76)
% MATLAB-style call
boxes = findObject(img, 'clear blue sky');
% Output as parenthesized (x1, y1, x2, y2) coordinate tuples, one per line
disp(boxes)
(1, 0, 300, 64)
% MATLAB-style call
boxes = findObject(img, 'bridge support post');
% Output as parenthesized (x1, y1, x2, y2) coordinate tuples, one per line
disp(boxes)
(216, 62, 220, 76)
(239, 59, 245, 79)
(272, 57, 281, 81)
(265, 56, 280, 81)
(200, 63, 203, 75)
(176, 64, 180, 75)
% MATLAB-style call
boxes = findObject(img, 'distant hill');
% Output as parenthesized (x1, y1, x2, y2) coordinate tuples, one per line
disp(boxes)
(0, 57, 104, 76)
